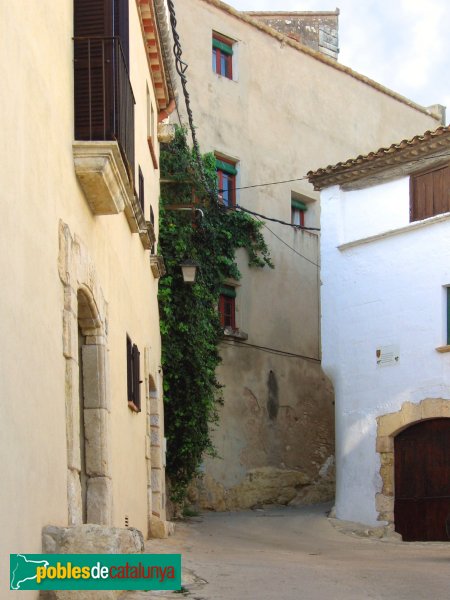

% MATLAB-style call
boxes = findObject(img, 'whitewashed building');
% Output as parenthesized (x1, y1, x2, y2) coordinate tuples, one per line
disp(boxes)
(308, 125, 450, 541)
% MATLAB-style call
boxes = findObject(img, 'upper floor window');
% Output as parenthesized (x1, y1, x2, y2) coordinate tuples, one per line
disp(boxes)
(216, 156, 238, 208)
(410, 163, 450, 222)
(212, 33, 234, 79)
(126, 335, 141, 412)
(291, 197, 307, 227)
(219, 286, 236, 329)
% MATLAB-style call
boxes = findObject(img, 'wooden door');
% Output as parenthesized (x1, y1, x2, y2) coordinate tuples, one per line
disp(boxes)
(395, 418, 450, 541)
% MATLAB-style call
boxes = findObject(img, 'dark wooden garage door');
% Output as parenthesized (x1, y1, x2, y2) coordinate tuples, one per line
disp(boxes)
(395, 418, 450, 541)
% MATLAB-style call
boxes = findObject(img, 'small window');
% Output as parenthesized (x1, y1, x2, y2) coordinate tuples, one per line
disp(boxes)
(138, 166, 144, 213)
(212, 33, 234, 79)
(291, 198, 307, 227)
(216, 156, 237, 208)
(126, 335, 141, 412)
(150, 205, 156, 254)
(410, 163, 450, 222)
(219, 286, 236, 329)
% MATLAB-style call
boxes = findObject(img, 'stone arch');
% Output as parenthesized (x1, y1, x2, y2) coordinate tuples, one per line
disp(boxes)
(145, 365, 167, 537)
(376, 398, 450, 525)
(59, 221, 112, 526)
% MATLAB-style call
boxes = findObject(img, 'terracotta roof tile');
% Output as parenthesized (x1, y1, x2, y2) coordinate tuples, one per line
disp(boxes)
(307, 126, 450, 190)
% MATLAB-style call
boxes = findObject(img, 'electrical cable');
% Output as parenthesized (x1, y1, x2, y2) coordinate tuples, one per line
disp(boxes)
(234, 204, 320, 231)
(166, 0, 215, 202)
(220, 338, 321, 363)
(218, 152, 450, 194)
(219, 176, 309, 193)
(255, 216, 320, 268)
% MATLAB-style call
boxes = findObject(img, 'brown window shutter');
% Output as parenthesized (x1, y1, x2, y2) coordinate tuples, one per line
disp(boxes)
(74, 0, 114, 141)
(115, 0, 130, 72)
(126, 335, 133, 403)
(410, 164, 450, 222)
(132, 343, 141, 411)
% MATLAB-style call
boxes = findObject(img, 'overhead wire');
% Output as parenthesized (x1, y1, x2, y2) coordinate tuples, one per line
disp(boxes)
(254, 216, 320, 268)
(220, 338, 321, 363)
(233, 204, 320, 231)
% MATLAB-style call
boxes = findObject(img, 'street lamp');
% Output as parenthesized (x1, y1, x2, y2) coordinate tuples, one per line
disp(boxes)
(180, 259, 199, 284)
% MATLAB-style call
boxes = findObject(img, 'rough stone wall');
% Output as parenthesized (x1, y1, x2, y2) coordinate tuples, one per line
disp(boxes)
(188, 347, 335, 511)
(246, 11, 339, 60)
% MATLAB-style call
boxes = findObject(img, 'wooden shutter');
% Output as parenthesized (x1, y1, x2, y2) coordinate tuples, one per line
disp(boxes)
(132, 343, 141, 411)
(410, 164, 450, 222)
(115, 0, 130, 72)
(74, 0, 114, 141)
(126, 335, 133, 403)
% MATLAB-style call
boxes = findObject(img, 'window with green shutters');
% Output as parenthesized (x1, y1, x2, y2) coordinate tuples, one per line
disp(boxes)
(212, 32, 234, 79)
(291, 197, 307, 227)
(219, 286, 236, 329)
(216, 156, 237, 208)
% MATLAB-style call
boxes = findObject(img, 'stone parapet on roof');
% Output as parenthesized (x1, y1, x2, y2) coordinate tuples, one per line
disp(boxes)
(245, 10, 339, 60)
(307, 126, 450, 191)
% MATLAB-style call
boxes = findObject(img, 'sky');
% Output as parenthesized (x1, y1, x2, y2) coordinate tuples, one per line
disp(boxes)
(227, 0, 450, 125)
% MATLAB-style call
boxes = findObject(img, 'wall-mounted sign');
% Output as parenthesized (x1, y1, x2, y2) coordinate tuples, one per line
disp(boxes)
(376, 345, 400, 367)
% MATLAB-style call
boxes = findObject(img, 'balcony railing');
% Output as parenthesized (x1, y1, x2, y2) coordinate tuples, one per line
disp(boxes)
(74, 36, 135, 180)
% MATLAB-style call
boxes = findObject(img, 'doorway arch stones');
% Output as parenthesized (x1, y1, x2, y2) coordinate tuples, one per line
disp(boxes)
(376, 398, 450, 525)
(58, 220, 112, 526)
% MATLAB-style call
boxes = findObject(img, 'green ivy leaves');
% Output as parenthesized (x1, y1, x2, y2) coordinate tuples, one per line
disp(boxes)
(158, 126, 272, 505)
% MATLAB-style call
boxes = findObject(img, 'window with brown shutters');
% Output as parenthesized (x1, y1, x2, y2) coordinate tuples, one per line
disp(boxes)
(126, 335, 141, 412)
(410, 163, 450, 222)
(73, 0, 134, 177)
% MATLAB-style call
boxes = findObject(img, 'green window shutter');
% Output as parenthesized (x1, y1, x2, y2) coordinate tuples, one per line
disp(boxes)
(220, 286, 236, 298)
(447, 288, 450, 345)
(213, 38, 233, 56)
(216, 159, 237, 176)
(291, 199, 308, 211)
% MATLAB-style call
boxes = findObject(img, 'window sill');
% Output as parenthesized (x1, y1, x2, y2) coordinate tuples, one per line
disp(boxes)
(436, 345, 450, 353)
(221, 327, 248, 341)
(128, 401, 141, 413)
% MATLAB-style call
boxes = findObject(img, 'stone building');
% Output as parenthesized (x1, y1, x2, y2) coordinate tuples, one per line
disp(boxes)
(172, 0, 442, 511)
(0, 0, 175, 593)
(308, 125, 450, 541)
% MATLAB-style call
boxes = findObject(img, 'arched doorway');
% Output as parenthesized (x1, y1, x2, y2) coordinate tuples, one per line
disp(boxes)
(395, 418, 450, 541)
(59, 222, 112, 526)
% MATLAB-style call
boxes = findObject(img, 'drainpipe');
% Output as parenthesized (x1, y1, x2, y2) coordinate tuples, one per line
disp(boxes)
(158, 98, 176, 122)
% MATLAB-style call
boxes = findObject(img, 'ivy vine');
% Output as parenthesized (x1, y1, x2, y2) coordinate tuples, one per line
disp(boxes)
(158, 126, 272, 505)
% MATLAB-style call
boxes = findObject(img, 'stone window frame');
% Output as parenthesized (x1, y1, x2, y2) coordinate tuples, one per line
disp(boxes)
(376, 398, 450, 526)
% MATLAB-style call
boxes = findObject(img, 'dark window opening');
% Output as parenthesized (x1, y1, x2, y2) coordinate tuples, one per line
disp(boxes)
(126, 335, 141, 412)
(138, 166, 144, 213)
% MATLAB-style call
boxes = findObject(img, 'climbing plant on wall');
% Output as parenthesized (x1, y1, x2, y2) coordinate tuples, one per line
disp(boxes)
(158, 126, 272, 505)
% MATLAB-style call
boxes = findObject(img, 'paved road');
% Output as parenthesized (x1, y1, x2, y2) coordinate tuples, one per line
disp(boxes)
(123, 503, 450, 600)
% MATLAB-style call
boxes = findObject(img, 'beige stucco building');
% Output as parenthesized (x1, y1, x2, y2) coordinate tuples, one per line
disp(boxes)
(1, 0, 175, 595)
(173, 0, 442, 510)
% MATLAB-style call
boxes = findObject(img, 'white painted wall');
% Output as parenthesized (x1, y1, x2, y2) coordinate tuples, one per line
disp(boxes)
(321, 181, 450, 525)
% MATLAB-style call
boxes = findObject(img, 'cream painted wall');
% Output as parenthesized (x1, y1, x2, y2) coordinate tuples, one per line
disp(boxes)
(320, 181, 450, 525)
(0, 1, 164, 595)
(174, 0, 440, 508)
